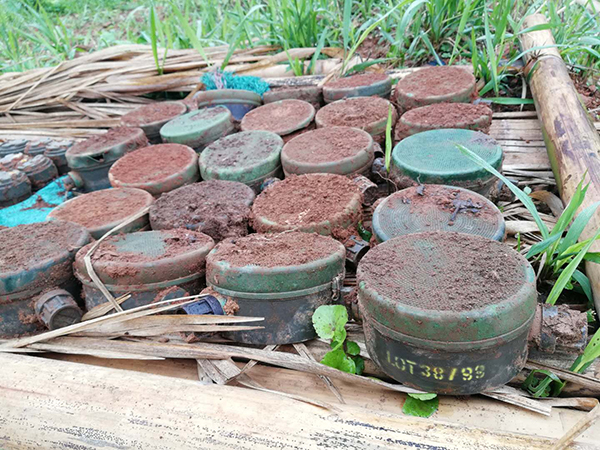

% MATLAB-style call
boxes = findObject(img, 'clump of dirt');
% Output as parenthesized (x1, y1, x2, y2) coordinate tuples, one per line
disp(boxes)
(394, 66, 476, 101)
(0, 221, 89, 273)
(390, 185, 499, 225)
(67, 127, 148, 157)
(325, 73, 389, 89)
(109, 144, 195, 184)
(209, 232, 343, 268)
(121, 102, 187, 126)
(241, 99, 314, 135)
(49, 188, 153, 229)
(89, 229, 214, 265)
(394, 102, 493, 142)
(283, 127, 371, 163)
(149, 180, 255, 242)
(20, 195, 56, 211)
(203, 132, 281, 168)
(542, 304, 588, 346)
(316, 96, 392, 128)
(264, 85, 322, 108)
(251, 174, 363, 240)
(358, 231, 530, 312)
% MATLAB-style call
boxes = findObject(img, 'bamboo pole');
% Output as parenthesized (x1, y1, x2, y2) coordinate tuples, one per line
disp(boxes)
(520, 14, 600, 312)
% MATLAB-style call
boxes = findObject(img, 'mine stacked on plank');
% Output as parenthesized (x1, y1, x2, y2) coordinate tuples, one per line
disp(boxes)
(1, 66, 589, 398)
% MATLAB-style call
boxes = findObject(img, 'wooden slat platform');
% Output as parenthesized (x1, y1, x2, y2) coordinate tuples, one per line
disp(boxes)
(2, 352, 599, 449)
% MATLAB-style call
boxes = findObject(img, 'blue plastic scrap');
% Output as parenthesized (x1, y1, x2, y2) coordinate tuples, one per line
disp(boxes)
(0, 176, 72, 227)
(201, 71, 270, 96)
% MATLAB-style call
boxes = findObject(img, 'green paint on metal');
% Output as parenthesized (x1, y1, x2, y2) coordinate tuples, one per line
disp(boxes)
(199, 131, 283, 186)
(160, 106, 235, 150)
(391, 129, 503, 188)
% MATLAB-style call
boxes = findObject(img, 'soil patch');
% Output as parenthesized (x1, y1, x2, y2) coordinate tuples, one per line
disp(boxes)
(325, 73, 389, 89)
(20, 195, 57, 211)
(358, 231, 529, 312)
(121, 102, 186, 126)
(50, 188, 152, 228)
(390, 185, 499, 224)
(316, 97, 390, 128)
(209, 232, 342, 268)
(88, 229, 213, 265)
(251, 174, 363, 238)
(541, 304, 587, 346)
(0, 221, 88, 272)
(203, 132, 281, 168)
(67, 127, 148, 157)
(283, 127, 371, 163)
(400, 102, 492, 128)
(395, 66, 475, 101)
(149, 180, 255, 242)
(241, 99, 314, 135)
(109, 144, 195, 184)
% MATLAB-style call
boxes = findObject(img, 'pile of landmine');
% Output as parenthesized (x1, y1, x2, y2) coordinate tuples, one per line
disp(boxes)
(0, 66, 577, 395)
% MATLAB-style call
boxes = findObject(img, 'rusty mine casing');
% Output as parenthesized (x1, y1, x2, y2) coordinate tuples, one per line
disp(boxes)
(206, 232, 346, 345)
(357, 231, 537, 395)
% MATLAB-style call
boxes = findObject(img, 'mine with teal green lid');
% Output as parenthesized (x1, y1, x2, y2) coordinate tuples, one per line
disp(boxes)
(357, 231, 537, 395)
(0, 220, 91, 337)
(74, 229, 215, 311)
(372, 185, 505, 243)
(160, 106, 235, 152)
(199, 131, 283, 192)
(322, 72, 392, 103)
(206, 231, 345, 344)
(390, 128, 503, 196)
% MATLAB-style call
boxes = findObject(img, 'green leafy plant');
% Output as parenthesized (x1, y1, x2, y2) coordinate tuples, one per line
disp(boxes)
(522, 369, 566, 398)
(312, 305, 364, 375)
(457, 144, 600, 306)
(402, 392, 439, 418)
(384, 104, 394, 172)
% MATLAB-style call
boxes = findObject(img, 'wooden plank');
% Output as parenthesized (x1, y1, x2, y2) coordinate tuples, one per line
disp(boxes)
(521, 15, 600, 312)
(3, 353, 598, 449)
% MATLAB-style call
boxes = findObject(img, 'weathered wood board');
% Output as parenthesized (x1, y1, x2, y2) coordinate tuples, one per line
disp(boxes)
(1, 352, 590, 449)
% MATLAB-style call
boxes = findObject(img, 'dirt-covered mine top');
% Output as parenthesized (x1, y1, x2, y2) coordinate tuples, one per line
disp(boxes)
(251, 173, 361, 226)
(121, 101, 187, 126)
(358, 231, 530, 312)
(208, 232, 343, 268)
(109, 144, 195, 184)
(316, 97, 391, 128)
(395, 66, 475, 100)
(325, 73, 389, 89)
(283, 127, 371, 163)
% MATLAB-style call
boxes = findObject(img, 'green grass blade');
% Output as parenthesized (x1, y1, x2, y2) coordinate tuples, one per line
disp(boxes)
(150, 7, 163, 75)
(572, 269, 593, 303)
(456, 144, 550, 238)
(546, 226, 600, 305)
(342, 0, 352, 54)
(526, 234, 561, 259)
(384, 104, 394, 172)
(556, 200, 600, 255)
(571, 328, 600, 373)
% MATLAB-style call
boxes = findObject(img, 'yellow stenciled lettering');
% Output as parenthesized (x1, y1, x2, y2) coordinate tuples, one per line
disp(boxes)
(475, 365, 485, 379)
(405, 360, 417, 375)
(462, 367, 473, 381)
(419, 364, 431, 378)
(433, 366, 444, 380)
(448, 367, 457, 381)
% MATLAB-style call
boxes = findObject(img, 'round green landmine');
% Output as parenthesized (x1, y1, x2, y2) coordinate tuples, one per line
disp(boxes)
(48, 187, 154, 239)
(160, 106, 235, 151)
(74, 229, 214, 287)
(109, 143, 199, 196)
(251, 173, 363, 241)
(199, 131, 283, 190)
(372, 185, 505, 243)
(394, 102, 493, 143)
(390, 128, 503, 194)
(281, 126, 374, 177)
(240, 99, 315, 137)
(207, 231, 345, 294)
(393, 66, 476, 112)
(323, 73, 392, 103)
(121, 101, 187, 141)
(66, 127, 148, 169)
(315, 96, 397, 144)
